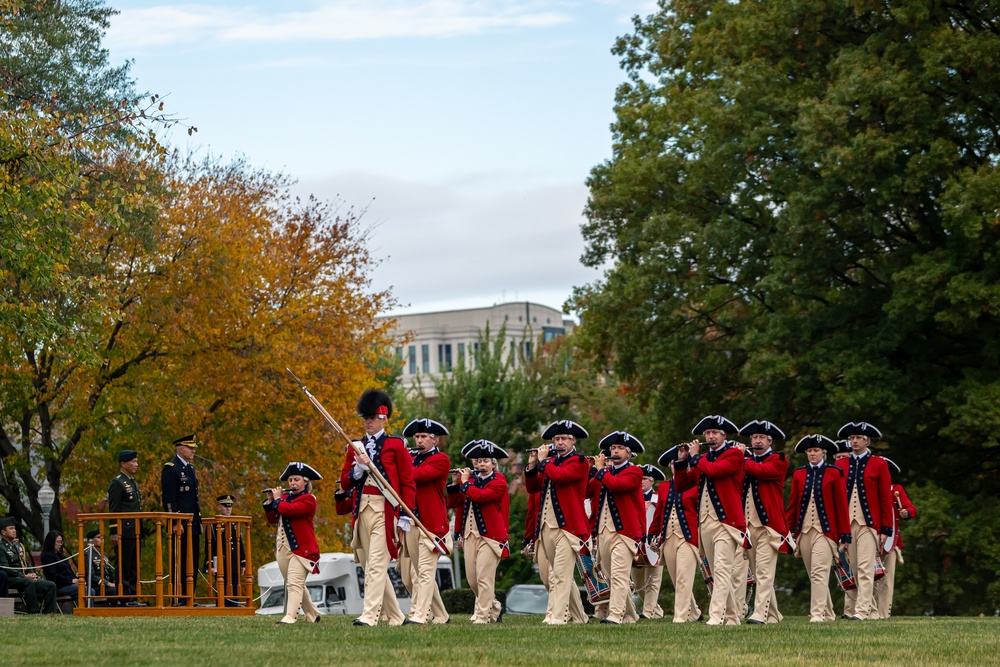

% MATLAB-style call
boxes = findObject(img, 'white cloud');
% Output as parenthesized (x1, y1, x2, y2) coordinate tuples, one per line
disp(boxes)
(107, 1, 572, 52)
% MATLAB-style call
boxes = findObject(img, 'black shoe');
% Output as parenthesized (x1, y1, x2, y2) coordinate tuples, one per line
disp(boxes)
(845, 615, 863, 621)
(275, 620, 294, 625)
(496, 606, 504, 624)
(125, 601, 147, 607)
(638, 613, 649, 620)
(840, 613, 849, 619)
(697, 613, 705, 622)
(311, 615, 321, 623)
(600, 618, 619, 625)
(352, 619, 372, 626)
(402, 619, 423, 625)
(171, 602, 186, 607)
(746, 619, 765, 625)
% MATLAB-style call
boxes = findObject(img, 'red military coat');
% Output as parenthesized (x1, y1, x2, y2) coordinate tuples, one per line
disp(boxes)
(524, 451, 590, 541)
(784, 463, 851, 544)
(592, 463, 645, 542)
(889, 483, 917, 550)
(334, 487, 355, 517)
(835, 453, 893, 535)
(451, 472, 510, 544)
(264, 491, 320, 566)
(411, 448, 451, 537)
(339, 432, 416, 559)
(674, 443, 746, 531)
(649, 480, 700, 547)
(742, 450, 789, 534)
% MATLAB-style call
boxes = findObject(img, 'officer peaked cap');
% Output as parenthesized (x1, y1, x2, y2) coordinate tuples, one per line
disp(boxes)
(541, 420, 588, 440)
(639, 464, 666, 481)
(598, 431, 645, 454)
(118, 449, 138, 463)
(172, 434, 197, 448)
(357, 389, 392, 419)
(402, 418, 449, 437)
(739, 420, 786, 440)
(216, 494, 235, 506)
(692, 415, 739, 435)
(837, 422, 882, 439)
(794, 434, 837, 455)
(461, 439, 509, 460)
(279, 462, 323, 481)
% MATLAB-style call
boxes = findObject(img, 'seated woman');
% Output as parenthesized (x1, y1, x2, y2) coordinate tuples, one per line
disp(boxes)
(41, 531, 79, 599)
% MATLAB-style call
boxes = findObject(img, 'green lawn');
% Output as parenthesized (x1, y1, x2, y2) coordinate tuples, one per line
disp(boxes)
(2, 615, 998, 666)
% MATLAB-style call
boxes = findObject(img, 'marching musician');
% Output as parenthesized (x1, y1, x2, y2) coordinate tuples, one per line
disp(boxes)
(334, 480, 355, 516)
(784, 435, 851, 623)
(524, 420, 591, 625)
(674, 415, 746, 626)
(833, 440, 851, 461)
(649, 446, 702, 623)
(736, 420, 792, 624)
(339, 389, 416, 627)
(591, 431, 645, 624)
(399, 418, 452, 625)
(835, 422, 893, 621)
(205, 494, 245, 607)
(875, 458, 917, 619)
(449, 440, 510, 624)
(264, 462, 322, 624)
(631, 464, 666, 619)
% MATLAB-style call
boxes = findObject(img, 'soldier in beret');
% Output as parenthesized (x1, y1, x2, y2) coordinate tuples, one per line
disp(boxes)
(83, 529, 116, 603)
(1, 517, 57, 613)
(108, 449, 145, 606)
(162, 434, 202, 604)
(206, 495, 245, 606)
(591, 431, 645, 624)
(631, 464, 666, 620)
(784, 435, 851, 623)
(835, 422, 893, 620)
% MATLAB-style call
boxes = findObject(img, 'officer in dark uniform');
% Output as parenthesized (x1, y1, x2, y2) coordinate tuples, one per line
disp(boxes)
(161, 434, 202, 603)
(108, 449, 145, 605)
(1, 517, 57, 613)
(205, 494, 245, 606)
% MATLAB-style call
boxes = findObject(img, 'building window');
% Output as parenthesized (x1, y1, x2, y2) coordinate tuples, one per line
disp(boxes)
(523, 341, 533, 362)
(421, 344, 430, 374)
(542, 327, 565, 343)
(509, 340, 517, 368)
(395, 346, 403, 361)
(408, 345, 416, 375)
(457, 342, 465, 364)
(438, 344, 452, 372)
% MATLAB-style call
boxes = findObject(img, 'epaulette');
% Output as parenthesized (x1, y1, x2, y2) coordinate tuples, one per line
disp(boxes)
(575, 453, 587, 462)
(163, 462, 174, 467)
(775, 453, 786, 461)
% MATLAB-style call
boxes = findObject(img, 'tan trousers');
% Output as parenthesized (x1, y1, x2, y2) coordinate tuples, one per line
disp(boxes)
(594, 530, 638, 623)
(464, 532, 502, 623)
(798, 528, 836, 622)
(734, 523, 783, 623)
(875, 547, 900, 619)
(536, 538, 588, 623)
(700, 518, 742, 625)
(538, 525, 584, 624)
(662, 535, 701, 623)
(845, 522, 879, 619)
(400, 528, 451, 623)
(275, 543, 319, 623)
(631, 564, 664, 618)
(353, 495, 404, 625)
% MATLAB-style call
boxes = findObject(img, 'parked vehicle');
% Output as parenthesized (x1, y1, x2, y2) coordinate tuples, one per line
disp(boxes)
(255, 552, 455, 616)
(504, 584, 596, 616)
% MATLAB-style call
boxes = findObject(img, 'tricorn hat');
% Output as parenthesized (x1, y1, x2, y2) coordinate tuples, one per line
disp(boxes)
(118, 449, 138, 463)
(172, 434, 197, 448)
(657, 445, 684, 466)
(882, 457, 900, 476)
(834, 439, 851, 454)
(739, 420, 786, 440)
(837, 422, 882, 439)
(461, 440, 509, 460)
(598, 431, 645, 454)
(279, 462, 323, 481)
(692, 415, 739, 436)
(402, 418, 449, 437)
(639, 464, 666, 481)
(541, 420, 589, 440)
(357, 389, 392, 419)
(794, 434, 837, 455)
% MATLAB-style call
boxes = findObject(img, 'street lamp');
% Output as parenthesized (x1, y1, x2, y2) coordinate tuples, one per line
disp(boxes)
(38, 479, 56, 537)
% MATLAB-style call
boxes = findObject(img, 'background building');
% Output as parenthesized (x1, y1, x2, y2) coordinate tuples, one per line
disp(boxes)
(385, 302, 574, 397)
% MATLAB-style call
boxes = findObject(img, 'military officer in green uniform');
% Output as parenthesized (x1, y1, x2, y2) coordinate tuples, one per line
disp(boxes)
(1, 517, 57, 613)
(83, 529, 116, 603)
(205, 494, 245, 606)
(108, 449, 145, 605)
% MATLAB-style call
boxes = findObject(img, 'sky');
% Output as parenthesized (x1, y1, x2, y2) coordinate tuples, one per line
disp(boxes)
(104, 1, 656, 316)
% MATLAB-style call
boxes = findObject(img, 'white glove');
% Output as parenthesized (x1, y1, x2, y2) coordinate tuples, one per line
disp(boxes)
(397, 516, 412, 532)
(352, 461, 369, 479)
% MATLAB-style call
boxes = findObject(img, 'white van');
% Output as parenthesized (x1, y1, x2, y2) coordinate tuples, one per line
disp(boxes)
(255, 552, 456, 616)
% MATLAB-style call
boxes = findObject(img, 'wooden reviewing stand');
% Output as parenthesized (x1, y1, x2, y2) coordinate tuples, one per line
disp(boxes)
(73, 512, 256, 616)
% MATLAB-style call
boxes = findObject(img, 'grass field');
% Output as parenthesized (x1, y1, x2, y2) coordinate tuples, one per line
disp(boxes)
(2, 614, 998, 666)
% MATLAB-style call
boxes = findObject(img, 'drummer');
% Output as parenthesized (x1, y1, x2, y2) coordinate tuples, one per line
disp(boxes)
(631, 464, 666, 619)
(591, 431, 645, 624)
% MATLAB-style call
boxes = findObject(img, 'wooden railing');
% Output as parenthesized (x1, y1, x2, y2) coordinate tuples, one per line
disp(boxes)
(74, 512, 254, 613)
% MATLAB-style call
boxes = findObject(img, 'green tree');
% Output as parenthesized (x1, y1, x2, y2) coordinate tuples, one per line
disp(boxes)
(571, 0, 1000, 490)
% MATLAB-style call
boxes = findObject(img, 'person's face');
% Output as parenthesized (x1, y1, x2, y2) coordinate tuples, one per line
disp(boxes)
(122, 458, 139, 475)
(363, 416, 384, 436)
(806, 447, 826, 465)
(472, 458, 494, 475)
(413, 433, 437, 452)
(609, 444, 629, 461)
(1, 526, 15, 540)
(750, 434, 771, 451)
(703, 429, 726, 447)
(54, 535, 63, 551)
(219, 504, 233, 516)
(177, 445, 196, 463)
(552, 434, 576, 453)
(849, 435, 870, 453)
(93, 535, 104, 549)
(642, 476, 654, 493)
(287, 475, 306, 492)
